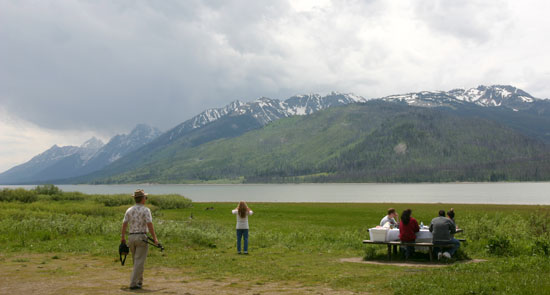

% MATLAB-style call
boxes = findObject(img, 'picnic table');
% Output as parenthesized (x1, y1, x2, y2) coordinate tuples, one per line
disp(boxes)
(363, 228, 464, 261)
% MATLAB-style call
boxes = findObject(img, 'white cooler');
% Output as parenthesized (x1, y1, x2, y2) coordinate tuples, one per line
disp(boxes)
(368, 228, 389, 242)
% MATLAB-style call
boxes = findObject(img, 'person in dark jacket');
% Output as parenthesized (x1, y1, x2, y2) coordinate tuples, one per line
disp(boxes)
(399, 209, 419, 259)
(430, 210, 459, 260)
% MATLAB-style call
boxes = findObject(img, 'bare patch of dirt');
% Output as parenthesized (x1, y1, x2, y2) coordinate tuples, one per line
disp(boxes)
(340, 257, 487, 267)
(0, 253, 364, 295)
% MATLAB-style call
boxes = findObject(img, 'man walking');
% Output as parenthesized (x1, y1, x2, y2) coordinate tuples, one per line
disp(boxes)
(429, 210, 459, 260)
(121, 189, 158, 290)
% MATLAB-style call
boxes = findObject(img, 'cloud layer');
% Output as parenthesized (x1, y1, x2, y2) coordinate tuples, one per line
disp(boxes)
(1, 0, 549, 170)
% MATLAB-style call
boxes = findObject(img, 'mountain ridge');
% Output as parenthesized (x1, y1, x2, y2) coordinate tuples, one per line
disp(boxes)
(0, 124, 161, 184)
(3, 84, 550, 184)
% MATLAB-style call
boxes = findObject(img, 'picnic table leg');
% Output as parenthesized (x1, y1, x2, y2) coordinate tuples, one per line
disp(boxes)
(387, 244, 392, 260)
(393, 245, 398, 256)
(429, 247, 433, 262)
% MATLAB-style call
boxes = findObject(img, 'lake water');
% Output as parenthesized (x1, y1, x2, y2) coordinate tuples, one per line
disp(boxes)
(2, 182, 550, 204)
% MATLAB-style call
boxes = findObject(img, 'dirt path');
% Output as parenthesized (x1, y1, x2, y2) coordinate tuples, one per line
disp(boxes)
(0, 254, 364, 295)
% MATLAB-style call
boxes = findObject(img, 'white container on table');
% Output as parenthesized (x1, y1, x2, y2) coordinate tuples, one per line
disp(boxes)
(369, 228, 389, 242)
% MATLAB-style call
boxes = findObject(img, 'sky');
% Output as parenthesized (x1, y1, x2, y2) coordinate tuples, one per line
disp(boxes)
(1, 0, 550, 172)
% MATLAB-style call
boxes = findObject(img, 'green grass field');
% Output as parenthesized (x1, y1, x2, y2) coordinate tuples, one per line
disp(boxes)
(1, 186, 550, 294)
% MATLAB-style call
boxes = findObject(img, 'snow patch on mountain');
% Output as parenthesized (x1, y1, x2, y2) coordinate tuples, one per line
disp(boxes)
(169, 92, 366, 139)
(384, 85, 538, 109)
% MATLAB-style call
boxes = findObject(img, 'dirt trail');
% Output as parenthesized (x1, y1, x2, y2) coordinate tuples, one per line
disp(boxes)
(0, 254, 363, 295)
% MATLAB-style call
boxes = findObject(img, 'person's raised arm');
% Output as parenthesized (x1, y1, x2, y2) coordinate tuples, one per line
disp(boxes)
(249, 210, 253, 215)
(147, 222, 158, 245)
(232, 209, 238, 214)
(429, 222, 434, 233)
(121, 222, 128, 243)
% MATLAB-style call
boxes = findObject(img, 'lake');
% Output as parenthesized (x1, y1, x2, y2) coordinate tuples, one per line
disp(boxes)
(2, 182, 550, 204)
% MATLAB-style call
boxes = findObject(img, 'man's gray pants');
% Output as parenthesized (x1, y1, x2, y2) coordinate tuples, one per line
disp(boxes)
(128, 234, 148, 287)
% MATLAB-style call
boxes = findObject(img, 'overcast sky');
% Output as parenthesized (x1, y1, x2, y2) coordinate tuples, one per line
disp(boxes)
(1, 0, 550, 172)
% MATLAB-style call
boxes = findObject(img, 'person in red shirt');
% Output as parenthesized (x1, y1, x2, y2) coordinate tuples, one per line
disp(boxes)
(399, 208, 420, 259)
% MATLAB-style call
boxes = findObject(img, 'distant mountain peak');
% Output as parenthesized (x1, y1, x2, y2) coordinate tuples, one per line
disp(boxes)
(383, 85, 537, 109)
(168, 92, 368, 139)
(80, 137, 104, 149)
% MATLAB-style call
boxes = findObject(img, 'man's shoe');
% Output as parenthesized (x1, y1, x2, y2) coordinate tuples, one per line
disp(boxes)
(129, 286, 141, 290)
(437, 252, 443, 261)
(243, 252, 249, 255)
(443, 252, 451, 259)
(238, 252, 242, 255)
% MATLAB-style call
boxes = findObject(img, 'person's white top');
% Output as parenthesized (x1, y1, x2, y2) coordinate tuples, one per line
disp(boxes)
(232, 209, 254, 229)
(123, 204, 153, 233)
(380, 215, 397, 227)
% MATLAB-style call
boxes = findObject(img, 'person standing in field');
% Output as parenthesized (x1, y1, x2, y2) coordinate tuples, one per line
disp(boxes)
(120, 189, 159, 290)
(232, 201, 253, 254)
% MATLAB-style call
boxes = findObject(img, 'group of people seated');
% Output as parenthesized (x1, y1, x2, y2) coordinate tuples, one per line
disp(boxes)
(379, 208, 460, 260)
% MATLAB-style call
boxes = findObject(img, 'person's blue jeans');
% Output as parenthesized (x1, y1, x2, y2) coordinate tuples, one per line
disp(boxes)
(434, 238, 460, 256)
(236, 229, 249, 253)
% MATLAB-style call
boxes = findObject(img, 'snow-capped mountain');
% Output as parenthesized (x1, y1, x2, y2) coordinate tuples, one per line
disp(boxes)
(0, 124, 160, 184)
(168, 92, 366, 139)
(84, 124, 162, 170)
(381, 85, 538, 110)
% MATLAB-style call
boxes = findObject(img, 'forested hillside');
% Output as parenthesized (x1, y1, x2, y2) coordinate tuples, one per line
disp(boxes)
(87, 102, 550, 183)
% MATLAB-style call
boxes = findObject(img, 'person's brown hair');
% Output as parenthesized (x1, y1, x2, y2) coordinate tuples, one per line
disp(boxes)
(447, 208, 455, 220)
(401, 209, 412, 225)
(237, 201, 250, 218)
(387, 208, 396, 215)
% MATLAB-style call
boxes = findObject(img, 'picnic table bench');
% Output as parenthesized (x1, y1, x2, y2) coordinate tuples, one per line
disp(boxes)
(363, 229, 465, 262)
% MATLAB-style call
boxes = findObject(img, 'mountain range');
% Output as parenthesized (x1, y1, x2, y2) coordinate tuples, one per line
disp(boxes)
(2, 85, 550, 184)
(0, 124, 161, 184)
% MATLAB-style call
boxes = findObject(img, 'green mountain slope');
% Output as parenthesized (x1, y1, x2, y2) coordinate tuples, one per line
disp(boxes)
(92, 101, 550, 183)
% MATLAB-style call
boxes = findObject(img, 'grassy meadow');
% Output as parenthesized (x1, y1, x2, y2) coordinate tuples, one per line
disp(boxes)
(1, 185, 550, 294)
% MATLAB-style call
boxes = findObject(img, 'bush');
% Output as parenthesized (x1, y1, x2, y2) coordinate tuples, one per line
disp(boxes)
(50, 192, 85, 201)
(92, 194, 134, 207)
(33, 184, 62, 195)
(148, 194, 192, 209)
(0, 188, 38, 203)
(91, 194, 192, 209)
(532, 236, 550, 256)
(486, 235, 511, 256)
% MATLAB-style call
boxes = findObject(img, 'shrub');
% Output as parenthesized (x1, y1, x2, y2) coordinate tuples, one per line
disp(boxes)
(532, 236, 550, 256)
(0, 188, 38, 203)
(486, 235, 511, 256)
(50, 192, 85, 201)
(33, 184, 62, 195)
(148, 194, 192, 209)
(92, 194, 134, 207)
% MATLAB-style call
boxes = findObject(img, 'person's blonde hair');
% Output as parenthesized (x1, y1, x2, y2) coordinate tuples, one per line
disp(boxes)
(237, 201, 250, 218)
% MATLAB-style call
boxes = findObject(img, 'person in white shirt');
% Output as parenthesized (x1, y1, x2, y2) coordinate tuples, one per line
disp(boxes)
(120, 189, 158, 290)
(380, 208, 399, 228)
(232, 201, 253, 254)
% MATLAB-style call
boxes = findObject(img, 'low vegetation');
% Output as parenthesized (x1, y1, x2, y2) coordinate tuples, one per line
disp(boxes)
(1, 186, 549, 294)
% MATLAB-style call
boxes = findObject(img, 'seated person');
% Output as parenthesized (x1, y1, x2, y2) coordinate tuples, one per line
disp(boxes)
(380, 208, 399, 228)
(430, 210, 459, 259)
(399, 209, 419, 259)
(447, 208, 457, 238)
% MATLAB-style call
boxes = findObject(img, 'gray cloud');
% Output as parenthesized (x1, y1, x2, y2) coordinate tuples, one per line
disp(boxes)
(0, 0, 549, 138)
